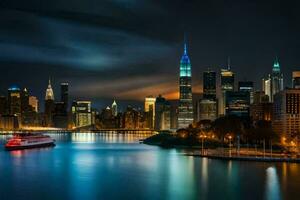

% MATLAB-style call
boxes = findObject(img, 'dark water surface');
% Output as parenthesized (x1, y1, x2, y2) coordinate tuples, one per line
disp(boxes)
(0, 133, 299, 200)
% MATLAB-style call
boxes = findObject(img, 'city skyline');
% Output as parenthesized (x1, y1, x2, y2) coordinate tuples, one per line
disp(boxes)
(0, 0, 300, 109)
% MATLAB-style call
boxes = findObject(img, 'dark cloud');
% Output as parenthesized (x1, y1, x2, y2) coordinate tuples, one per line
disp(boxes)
(0, 0, 300, 110)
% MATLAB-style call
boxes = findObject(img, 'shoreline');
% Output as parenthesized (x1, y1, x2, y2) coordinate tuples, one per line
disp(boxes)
(186, 153, 300, 163)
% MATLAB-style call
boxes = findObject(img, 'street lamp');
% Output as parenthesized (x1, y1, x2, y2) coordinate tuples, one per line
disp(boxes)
(200, 134, 207, 155)
(228, 135, 232, 157)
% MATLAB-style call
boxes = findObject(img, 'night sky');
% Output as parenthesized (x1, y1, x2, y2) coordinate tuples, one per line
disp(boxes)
(0, 0, 300, 110)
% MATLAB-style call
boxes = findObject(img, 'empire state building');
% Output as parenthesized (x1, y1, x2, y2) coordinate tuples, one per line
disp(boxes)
(178, 42, 193, 128)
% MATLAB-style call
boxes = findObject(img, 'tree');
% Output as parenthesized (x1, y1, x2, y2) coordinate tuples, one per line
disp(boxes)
(211, 115, 244, 141)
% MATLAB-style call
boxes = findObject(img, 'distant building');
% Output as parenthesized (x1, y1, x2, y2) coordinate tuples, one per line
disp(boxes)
(169, 100, 179, 130)
(219, 66, 235, 116)
(292, 71, 300, 89)
(21, 88, 30, 114)
(225, 91, 250, 118)
(251, 91, 273, 121)
(262, 75, 272, 101)
(178, 41, 193, 128)
(60, 83, 69, 113)
(0, 115, 19, 130)
(144, 97, 156, 129)
(98, 107, 116, 129)
(262, 58, 284, 102)
(273, 88, 300, 138)
(203, 69, 216, 99)
(155, 95, 171, 130)
(253, 91, 269, 104)
(8, 86, 21, 116)
(198, 99, 217, 121)
(0, 96, 7, 115)
(44, 79, 55, 127)
(111, 100, 118, 117)
(197, 69, 217, 121)
(71, 101, 92, 128)
(238, 81, 254, 104)
(53, 101, 68, 128)
(29, 96, 39, 112)
(192, 93, 202, 122)
(122, 106, 140, 129)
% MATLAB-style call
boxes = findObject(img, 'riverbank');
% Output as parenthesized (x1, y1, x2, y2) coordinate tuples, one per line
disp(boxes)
(143, 134, 300, 163)
(186, 153, 300, 163)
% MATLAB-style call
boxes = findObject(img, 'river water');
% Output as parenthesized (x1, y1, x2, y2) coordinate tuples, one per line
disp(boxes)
(0, 133, 299, 200)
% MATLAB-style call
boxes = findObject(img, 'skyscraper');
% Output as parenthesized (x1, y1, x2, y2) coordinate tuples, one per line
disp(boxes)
(21, 88, 29, 114)
(111, 100, 118, 117)
(71, 101, 92, 128)
(199, 69, 217, 121)
(45, 78, 55, 127)
(219, 62, 235, 116)
(8, 86, 21, 116)
(262, 75, 272, 100)
(144, 96, 156, 128)
(178, 41, 193, 128)
(238, 81, 254, 104)
(29, 96, 38, 112)
(155, 95, 171, 130)
(263, 58, 284, 102)
(271, 57, 284, 99)
(273, 89, 300, 138)
(292, 71, 300, 89)
(60, 82, 69, 112)
(203, 69, 216, 99)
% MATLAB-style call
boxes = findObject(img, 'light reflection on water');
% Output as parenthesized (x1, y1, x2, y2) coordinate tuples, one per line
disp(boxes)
(0, 133, 299, 200)
(265, 167, 281, 200)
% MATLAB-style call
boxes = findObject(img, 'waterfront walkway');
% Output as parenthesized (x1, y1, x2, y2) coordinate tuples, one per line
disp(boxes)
(186, 148, 300, 163)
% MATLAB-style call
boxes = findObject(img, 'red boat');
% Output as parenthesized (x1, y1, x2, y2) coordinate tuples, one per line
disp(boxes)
(5, 133, 55, 151)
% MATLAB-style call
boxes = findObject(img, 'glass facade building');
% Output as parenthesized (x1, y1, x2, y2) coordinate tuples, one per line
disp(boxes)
(203, 70, 216, 99)
(178, 43, 193, 129)
(263, 58, 284, 102)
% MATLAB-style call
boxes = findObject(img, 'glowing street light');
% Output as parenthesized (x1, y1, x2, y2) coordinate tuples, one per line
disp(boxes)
(200, 134, 207, 155)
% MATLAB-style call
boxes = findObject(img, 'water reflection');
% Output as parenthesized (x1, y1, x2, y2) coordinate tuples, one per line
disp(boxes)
(265, 167, 281, 200)
(0, 133, 299, 200)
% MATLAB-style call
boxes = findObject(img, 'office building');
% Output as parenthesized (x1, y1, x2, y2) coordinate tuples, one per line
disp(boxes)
(44, 79, 55, 127)
(144, 96, 156, 128)
(273, 89, 300, 138)
(112, 100, 118, 117)
(29, 96, 39, 112)
(219, 65, 235, 116)
(198, 99, 217, 121)
(292, 71, 300, 89)
(262, 58, 284, 102)
(8, 86, 21, 116)
(203, 69, 216, 99)
(225, 91, 250, 118)
(238, 81, 254, 104)
(0, 96, 7, 115)
(178, 41, 193, 128)
(71, 101, 92, 128)
(60, 83, 69, 112)
(155, 95, 171, 130)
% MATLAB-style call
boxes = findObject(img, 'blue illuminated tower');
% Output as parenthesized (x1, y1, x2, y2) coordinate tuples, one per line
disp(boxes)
(271, 57, 283, 100)
(178, 39, 193, 128)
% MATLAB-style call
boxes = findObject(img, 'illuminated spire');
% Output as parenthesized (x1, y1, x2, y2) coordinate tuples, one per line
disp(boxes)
(227, 56, 231, 70)
(112, 99, 118, 116)
(45, 77, 54, 100)
(180, 34, 191, 77)
(273, 56, 280, 72)
(183, 32, 188, 55)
